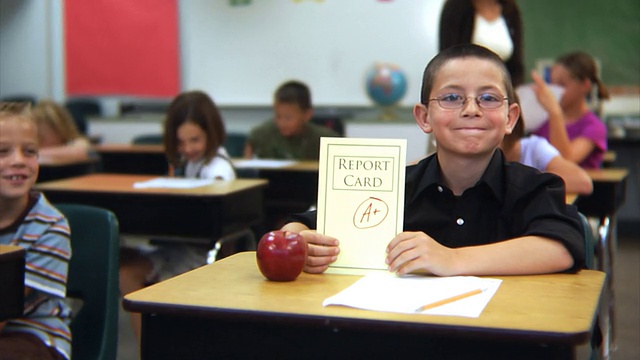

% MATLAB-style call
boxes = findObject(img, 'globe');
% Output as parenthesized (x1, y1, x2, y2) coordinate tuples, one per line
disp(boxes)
(365, 63, 408, 119)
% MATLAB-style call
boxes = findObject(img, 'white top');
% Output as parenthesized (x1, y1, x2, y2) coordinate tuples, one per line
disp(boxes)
(185, 147, 236, 180)
(519, 135, 559, 171)
(472, 15, 514, 61)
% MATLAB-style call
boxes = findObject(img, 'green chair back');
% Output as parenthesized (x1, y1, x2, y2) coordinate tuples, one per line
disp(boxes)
(132, 133, 163, 145)
(56, 204, 120, 360)
(224, 133, 248, 158)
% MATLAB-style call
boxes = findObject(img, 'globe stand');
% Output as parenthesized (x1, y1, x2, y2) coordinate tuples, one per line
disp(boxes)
(377, 104, 400, 121)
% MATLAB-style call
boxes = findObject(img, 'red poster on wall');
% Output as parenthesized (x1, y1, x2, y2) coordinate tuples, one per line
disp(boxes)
(64, 0, 179, 97)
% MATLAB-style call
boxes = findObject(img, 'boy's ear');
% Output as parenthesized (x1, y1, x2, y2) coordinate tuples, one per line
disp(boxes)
(303, 108, 314, 122)
(505, 103, 520, 135)
(413, 104, 433, 134)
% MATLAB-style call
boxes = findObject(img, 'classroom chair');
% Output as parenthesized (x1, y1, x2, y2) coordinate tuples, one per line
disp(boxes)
(1, 94, 37, 105)
(311, 115, 345, 136)
(65, 98, 101, 135)
(578, 211, 602, 360)
(56, 204, 120, 360)
(224, 132, 248, 158)
(132, 133, 163, 145)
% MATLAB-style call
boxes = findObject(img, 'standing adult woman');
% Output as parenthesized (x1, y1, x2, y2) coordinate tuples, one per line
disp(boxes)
(439, 0, 525, 87)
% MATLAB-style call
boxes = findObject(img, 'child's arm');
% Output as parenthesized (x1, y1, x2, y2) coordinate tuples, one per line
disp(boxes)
(281, 222, 340, 274)
(386, 232, 574, 276)
(38, 137, 91, 159)
(545, 155, 593, 195)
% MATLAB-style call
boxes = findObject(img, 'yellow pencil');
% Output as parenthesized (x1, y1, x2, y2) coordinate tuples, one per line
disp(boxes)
(415, 288, 484, 313)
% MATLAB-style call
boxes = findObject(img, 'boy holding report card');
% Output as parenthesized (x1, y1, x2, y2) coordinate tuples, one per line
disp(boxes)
(282, 44, 584, 276)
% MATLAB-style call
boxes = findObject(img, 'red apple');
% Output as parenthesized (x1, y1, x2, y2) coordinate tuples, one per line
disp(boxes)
(256, 230, 307, 281)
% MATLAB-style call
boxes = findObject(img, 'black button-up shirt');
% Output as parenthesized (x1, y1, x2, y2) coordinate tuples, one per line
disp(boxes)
(290, 150, 585, 272)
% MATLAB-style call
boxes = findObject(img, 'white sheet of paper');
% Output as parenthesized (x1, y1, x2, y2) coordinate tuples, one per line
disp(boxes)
(232, 159, 297, 168)
(132, 178, 214, 189)
(323, 272, 502, 318)
(517, 83, 564, 132)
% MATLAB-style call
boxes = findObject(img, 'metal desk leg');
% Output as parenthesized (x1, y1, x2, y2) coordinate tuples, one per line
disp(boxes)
(597, 216, 618, 359)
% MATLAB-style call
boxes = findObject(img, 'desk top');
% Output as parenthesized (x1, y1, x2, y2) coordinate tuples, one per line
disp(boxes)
(94, 144, 164, 154)
(0, 245, 25, 261)
(38, 154, 100, 167)
(36, 174, 268, 196)
(124, 252, 605, 344)
(586, 167, 629, 182)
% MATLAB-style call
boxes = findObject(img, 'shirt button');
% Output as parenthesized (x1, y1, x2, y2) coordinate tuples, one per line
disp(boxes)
(437, 186, 443, 193)
(456, 218, 464, 226)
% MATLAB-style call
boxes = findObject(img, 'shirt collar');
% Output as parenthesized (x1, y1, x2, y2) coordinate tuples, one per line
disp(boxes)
(410, 149, 505, 203)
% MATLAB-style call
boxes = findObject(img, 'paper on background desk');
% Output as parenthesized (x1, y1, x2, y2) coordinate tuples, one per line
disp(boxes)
(133, 177, 214, 189)
(323, 272, 502, 318)
(233, 159, 297, 168)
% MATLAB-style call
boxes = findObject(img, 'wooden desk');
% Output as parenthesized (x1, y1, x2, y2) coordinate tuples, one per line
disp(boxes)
(233, 160, 320, 230)
(576, 167, 629, 356)
(36, 174, 267, 245)
(38, 154, 100, 182)
(94, 144, 167, 175)
(602, 150, 616, 167)
(0, 245, 25, 321)
(124, 252, 605, 360)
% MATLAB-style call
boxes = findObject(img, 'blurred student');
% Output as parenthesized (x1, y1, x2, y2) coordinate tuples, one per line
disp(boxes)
(244, 80, 340, 160)
(282, 44, 584, 276)
(439, 0, 524, 86)
(0, 102, 72, 360)
(531, 51, 609, 168)
(32, 100, 91, 159)
(119, 90, 235, 341)
(501, 116, 593, 195)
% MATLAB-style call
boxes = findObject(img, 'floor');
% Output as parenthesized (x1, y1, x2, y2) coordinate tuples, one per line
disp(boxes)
(116, 235, 640, 360)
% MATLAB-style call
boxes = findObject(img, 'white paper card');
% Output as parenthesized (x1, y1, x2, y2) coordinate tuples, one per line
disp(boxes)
(233, 159, 297, 168)
(323, 272, 502, 318)
(133, 177, 214, 189)
(317, 137, 406, 271)
(516, 83, 564, 132)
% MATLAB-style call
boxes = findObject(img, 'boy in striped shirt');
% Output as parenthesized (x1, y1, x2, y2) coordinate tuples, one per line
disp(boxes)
(0, 102, 72, 360)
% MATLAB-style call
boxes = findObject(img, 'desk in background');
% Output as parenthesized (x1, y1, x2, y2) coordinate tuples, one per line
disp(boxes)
(0, 245, 25, 321)
(577, 167, 629, 357)
(94, 144, 167, 175)
(234, 160, 319, 229)
(36, 174, 267, 247)
(38, 154, 100, 182)
(124, 252, 605, 360)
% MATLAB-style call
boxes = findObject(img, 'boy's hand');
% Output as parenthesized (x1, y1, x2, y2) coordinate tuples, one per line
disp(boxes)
(386, 231, 459, 276)
(299, 230, 339, 274)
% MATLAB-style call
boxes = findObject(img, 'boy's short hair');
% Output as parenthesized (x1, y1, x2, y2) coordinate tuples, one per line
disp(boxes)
(420, 44, 516, 106)
(274, 80, 312, 110)
(0, 101, 33, 119)
(32, 100, 81, 143)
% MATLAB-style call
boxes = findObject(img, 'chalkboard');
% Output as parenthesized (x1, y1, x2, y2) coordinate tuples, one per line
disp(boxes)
(180, 0, 444, 106)
(519, 0, 640, 86)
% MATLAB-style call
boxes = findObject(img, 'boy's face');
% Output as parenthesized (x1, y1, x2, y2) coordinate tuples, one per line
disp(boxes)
(415, 58, 519, 159)
(274, 102, 312, 138)
(0, 116, 39, 201)
(177, 121, 207, 163)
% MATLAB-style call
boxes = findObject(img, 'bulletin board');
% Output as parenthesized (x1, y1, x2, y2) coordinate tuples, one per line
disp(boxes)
(180, 0, 444, 106)
(64, 0, 180, 97)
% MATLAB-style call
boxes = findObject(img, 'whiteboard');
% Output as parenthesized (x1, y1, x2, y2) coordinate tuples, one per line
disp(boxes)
(180, 0, 444, 107)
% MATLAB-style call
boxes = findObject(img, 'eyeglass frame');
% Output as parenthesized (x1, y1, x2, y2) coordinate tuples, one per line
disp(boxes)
(426, 93, 510, 110)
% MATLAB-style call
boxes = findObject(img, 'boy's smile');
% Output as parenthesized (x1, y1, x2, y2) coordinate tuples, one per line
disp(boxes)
(0, 117, 39, 201)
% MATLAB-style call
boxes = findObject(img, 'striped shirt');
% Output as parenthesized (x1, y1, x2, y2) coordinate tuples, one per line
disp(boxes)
(0, 192, 72, 360)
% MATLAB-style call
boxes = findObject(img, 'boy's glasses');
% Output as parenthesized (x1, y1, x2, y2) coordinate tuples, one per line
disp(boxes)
(428, 93, 508, 109)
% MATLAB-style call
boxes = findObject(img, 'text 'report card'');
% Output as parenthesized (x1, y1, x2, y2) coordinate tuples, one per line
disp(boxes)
(316, 137, 406, 273)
